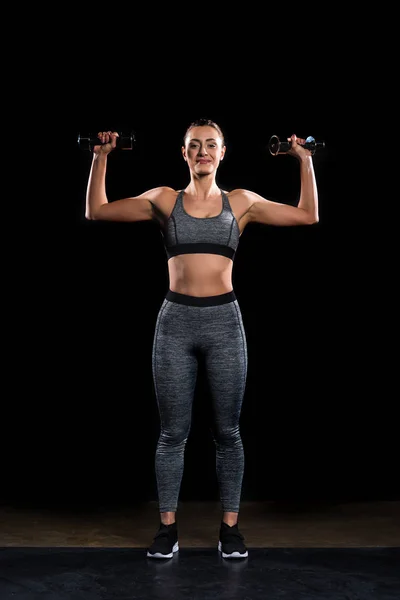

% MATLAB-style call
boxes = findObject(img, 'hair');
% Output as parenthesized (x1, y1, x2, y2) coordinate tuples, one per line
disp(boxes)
(183, 118, 225, 146)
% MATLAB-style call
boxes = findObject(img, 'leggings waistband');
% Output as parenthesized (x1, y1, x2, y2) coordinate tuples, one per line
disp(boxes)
(166, 289, 236, 307)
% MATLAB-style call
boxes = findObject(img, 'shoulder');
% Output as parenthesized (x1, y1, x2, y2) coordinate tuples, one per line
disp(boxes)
(225, 188, 256, 205)
(141, 186, 180, 222)
(139, 186, 178, 202)
(224, 188, 259, 227)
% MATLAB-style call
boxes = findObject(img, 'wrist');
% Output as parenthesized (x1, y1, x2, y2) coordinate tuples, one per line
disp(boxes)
(297, 155, 313, 170)
(93, 152, 108, 163)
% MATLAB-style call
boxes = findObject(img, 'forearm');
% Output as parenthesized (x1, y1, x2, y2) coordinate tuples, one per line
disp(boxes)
(85, 154, 109, 219)
(298, 156, 319, 222)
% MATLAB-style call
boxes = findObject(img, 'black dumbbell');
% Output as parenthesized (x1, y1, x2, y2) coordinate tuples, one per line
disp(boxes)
(77, 131, 136, 151)
(269, 135, 325, 156)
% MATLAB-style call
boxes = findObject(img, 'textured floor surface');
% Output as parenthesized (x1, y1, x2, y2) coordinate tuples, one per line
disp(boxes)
(1, 546, 400, 599)
(1, 501, 399, 599)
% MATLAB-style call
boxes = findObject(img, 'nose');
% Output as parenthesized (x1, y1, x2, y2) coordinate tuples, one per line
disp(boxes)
(198, 145, 208, 156)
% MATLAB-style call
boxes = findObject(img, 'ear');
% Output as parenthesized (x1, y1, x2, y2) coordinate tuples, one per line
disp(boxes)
(220, 145, 226, 161)
(181, 146, 187, 161)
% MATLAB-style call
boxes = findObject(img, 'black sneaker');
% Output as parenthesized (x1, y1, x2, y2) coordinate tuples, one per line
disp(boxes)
(218, 521, 248, 558)
(147, 522, 179, 559)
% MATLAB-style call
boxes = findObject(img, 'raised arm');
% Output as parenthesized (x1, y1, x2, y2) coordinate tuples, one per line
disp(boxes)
(243, 134, 319, 227)
(85, 130, 173, 222)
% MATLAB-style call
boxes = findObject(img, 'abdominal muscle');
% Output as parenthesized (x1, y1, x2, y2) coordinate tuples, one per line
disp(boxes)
(168, 254, 234, 297)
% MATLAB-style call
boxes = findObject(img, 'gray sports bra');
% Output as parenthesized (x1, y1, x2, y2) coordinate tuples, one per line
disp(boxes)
(161, 189, 240, 261)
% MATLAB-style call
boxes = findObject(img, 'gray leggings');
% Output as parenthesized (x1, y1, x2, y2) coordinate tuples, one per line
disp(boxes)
(151, 289, 248, 513)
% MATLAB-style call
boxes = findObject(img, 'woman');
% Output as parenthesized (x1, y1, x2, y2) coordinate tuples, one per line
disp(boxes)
(85, 118, 319, 559)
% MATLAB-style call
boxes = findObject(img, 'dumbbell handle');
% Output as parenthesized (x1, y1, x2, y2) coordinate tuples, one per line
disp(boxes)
(77, 131, 135, 151)
(269, 135, 325, 156)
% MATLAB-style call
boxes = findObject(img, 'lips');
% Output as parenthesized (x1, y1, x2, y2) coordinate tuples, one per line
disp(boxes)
(197, 160, 211, 164)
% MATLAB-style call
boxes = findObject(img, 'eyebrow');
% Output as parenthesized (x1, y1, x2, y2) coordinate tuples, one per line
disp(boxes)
(189, 138, 218, 142)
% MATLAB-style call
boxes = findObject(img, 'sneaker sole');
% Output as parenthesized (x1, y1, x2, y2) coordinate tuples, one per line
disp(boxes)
(218, 541, 248, 558)
(147, 542, 179, 559)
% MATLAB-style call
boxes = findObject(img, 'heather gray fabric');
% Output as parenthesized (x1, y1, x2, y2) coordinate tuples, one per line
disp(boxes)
(162, 189, 240, 260)
(152, 290, 248, 513)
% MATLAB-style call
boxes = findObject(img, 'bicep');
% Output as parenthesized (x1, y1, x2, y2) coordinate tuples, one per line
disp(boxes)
(245, 191, 312, 226)
(94, 196, 154, 222)
(92, 186, 173, 223)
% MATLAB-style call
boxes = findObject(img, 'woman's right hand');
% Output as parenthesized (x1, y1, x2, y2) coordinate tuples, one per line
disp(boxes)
(93, 131, 120, 155)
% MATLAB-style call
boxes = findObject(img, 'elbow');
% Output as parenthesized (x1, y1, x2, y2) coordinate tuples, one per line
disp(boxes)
(298, 205, 319, 225)
(85, 208, 102, 220)
(304, 209, 319, 225)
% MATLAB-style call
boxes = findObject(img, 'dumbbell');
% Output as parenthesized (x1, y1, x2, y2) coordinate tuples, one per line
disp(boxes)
(77, 131, 136, 151)
(269, 135, 325, 156)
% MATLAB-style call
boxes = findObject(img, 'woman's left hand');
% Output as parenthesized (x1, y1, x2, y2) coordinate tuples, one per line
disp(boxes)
(287, 134, 312, 159)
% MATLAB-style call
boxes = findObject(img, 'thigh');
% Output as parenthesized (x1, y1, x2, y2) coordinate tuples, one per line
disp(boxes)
(203, 301, 248, 424)
(152, 300, 199, 429)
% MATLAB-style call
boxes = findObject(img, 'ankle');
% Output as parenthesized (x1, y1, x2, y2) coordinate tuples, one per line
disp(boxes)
(222, 519, 238, 527)
(222, 511, 238, 527)
(160, 511, 176, 526)
(161, 519, 176, 526)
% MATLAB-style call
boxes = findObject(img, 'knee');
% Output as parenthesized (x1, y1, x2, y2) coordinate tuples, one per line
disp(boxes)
(158, 427, 190, 451)
(213, 425, 242, 448)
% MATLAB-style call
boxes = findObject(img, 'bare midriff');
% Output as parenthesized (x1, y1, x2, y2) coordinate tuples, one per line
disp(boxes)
(168, 254, 234, 297)
(160, 190, 250, 298)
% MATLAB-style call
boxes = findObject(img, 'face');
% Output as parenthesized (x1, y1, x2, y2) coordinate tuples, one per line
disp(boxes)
(182, 126, 225, 175)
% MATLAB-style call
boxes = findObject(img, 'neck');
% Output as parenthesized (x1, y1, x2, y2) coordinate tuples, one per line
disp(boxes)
(186, 176, 220, 200)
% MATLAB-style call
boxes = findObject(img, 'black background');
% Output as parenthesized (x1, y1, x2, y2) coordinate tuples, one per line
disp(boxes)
(3, 46, 396, 509)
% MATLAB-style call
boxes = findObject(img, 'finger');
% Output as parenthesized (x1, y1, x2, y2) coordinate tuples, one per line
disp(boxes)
(110, 131, 119, 148)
